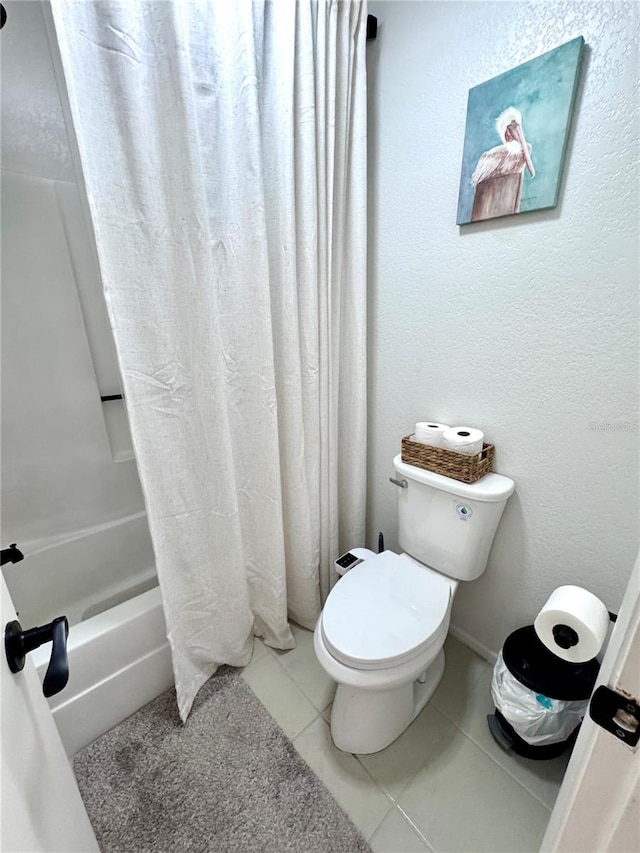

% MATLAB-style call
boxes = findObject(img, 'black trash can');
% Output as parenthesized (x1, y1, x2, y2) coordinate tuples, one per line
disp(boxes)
(487, 625, 600, 759)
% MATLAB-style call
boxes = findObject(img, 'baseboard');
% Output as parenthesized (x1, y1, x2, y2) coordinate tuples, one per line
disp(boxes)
(449, 623, 498, 666)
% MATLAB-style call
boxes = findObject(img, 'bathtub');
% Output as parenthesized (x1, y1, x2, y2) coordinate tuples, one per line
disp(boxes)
(3, 512, 174, 756)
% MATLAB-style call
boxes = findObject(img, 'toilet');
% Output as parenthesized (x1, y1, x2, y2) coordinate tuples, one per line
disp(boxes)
(314, 453, 515, 754)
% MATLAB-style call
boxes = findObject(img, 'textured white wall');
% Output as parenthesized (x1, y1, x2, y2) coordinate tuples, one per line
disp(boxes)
(0, 0, 73, 182)
(366, 1, 639, 655)
(1, 1, 144, 547)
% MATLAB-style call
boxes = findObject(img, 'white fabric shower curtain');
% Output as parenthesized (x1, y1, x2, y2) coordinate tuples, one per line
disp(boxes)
(52, 0, 367, 720)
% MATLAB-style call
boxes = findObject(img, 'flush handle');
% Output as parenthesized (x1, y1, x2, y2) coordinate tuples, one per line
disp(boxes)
(389, 477, 408, 488)
(4, 616, 70, 697)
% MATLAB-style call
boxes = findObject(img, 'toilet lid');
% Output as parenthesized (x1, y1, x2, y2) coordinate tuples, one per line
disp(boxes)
(322, 551, 452, 670)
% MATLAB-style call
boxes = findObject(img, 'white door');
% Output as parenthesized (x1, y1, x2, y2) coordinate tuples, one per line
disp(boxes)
(542, 552, 640, 852)
(1, 574, 98, 852)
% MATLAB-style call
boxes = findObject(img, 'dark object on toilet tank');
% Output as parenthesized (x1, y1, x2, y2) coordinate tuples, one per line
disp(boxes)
(366, 15, 377, 41)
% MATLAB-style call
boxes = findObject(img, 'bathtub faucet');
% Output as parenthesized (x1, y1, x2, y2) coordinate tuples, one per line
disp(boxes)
(1, 544, 24, 566)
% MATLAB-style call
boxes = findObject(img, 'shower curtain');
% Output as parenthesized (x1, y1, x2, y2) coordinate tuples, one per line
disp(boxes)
(52, 0, 367, 720)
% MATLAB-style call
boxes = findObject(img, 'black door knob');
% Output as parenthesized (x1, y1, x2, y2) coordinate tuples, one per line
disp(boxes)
(4, 616, 70, 697)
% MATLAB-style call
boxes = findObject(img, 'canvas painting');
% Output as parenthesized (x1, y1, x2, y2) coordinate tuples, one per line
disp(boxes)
(456, 36, 584, 225)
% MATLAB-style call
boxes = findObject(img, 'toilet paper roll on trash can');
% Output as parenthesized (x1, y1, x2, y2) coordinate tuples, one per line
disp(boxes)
(488, 585, 608, 759)
(534, 585, 610, 663)
(488, 625, 600, 759)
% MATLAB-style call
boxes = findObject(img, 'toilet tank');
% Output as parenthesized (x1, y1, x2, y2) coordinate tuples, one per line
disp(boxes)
(393, 455, 515, 581)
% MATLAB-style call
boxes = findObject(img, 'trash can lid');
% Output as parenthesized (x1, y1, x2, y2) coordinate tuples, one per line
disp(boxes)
(503, 626, 600, 701)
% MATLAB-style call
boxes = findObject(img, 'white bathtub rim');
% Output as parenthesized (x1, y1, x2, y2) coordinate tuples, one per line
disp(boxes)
(53, 643, 174, 757)
(50, 642, 170, 714)
(32, 586, 164, 670)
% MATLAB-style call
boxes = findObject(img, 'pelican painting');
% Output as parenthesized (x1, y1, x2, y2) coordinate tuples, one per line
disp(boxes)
(456, 37, 584, 225)
(470, 108, 535, 221)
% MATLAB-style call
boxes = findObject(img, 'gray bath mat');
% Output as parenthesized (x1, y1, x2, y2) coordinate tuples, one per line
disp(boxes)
(74, 666, 370, 853)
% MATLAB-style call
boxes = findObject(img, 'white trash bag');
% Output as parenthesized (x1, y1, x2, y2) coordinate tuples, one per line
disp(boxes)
(491, 652, 588, 746)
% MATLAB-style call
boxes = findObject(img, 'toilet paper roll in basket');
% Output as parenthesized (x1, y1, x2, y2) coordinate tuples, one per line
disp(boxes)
(442, 427, 484, 455)
(414, 422, 450, 446)
(534, 585, 610, 663)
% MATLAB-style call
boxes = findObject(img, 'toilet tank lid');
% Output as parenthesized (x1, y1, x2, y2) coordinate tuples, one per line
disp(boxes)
(393, 455, 515, 503)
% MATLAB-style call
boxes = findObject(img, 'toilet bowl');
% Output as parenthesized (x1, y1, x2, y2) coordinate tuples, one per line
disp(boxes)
(314, 454, 515, 754)
(314, 549, 456, 754)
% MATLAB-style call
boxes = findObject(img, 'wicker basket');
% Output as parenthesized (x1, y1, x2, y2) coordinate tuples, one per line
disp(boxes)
(401, 434, 494, 484)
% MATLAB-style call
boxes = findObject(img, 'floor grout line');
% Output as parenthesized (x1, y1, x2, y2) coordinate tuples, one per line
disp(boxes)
(460, 730, 555, 812)
(365, 804, 396, 844)
(354, 752, 398, 809)
(241, 651, 322, 742)
(253, 631, 336, 729)
(291, 707, 324, 743)
(290, 713, 396, 845)
(252, 631, 557, 849)
(436, 708, 556, 812)
(395, 803, 438, 852)
(265, 633, 338, 715)
(427, 653, 560, 811)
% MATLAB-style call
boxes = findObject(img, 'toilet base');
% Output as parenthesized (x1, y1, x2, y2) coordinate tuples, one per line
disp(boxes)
(330, 649, 446, 754)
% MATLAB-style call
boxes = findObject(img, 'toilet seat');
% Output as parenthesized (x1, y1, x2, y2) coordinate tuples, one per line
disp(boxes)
(321, 551, 452, 671)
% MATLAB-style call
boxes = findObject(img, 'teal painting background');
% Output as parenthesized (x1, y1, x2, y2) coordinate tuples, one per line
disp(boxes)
(456, 37, 584, 225)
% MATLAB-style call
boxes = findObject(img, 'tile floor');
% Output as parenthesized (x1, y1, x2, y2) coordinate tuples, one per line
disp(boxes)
(241, 626, 570, 853)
